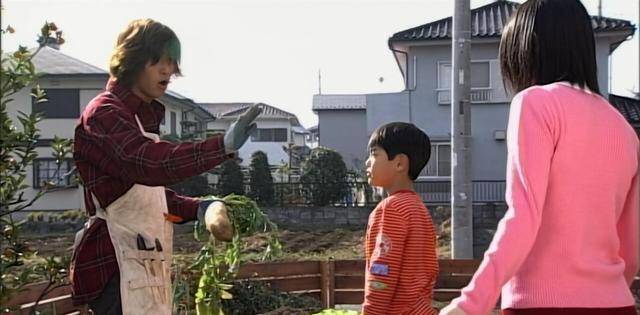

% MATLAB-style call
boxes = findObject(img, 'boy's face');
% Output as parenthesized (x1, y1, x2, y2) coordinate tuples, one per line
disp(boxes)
(131, 55, 177, 103)
(365, 146, 396, 188)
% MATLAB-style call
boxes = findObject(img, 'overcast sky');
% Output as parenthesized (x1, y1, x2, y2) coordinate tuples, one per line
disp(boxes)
(2, 0, 638, 128)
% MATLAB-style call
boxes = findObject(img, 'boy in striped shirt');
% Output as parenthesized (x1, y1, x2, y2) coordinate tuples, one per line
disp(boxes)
(363, 122, 439, 315)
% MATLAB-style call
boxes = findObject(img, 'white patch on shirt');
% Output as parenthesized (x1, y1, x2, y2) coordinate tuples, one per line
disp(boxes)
(373, 234, 392, 258)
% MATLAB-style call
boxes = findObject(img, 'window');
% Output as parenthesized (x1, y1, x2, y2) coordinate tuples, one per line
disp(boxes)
(438, 61, 490, 89)
(470, 62, 490, 88)
(32, 89, 80, 118)
(251, 128, 288, 142)
(437, 61, 493, 104)
(421, 143, 451, 177)
(33, 159, 75, 188)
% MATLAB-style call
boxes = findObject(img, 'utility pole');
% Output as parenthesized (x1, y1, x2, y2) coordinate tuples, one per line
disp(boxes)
(451, 0, 473, 259)
(318, 69, 322, 95)
(598, 0, 602, 17)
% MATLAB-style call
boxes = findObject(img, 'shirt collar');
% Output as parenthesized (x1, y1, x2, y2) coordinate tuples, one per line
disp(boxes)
(106, 78, 148, 113)
(106, 78, 165, 131)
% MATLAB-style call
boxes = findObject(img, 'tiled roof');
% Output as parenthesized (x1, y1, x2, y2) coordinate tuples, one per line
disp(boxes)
(389, 0, 635, 43)
(312, 94, 367, 111)
(610, 94, 640, 125)
(200, 103, 257, 117)
(202, 102, 303, 127)
(31, 46, 108, 76)
(291, 126, 309, 134)
(161, 91, 216, 120)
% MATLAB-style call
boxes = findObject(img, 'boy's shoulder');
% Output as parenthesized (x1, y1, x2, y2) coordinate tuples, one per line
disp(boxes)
(379, 191, 427, 215)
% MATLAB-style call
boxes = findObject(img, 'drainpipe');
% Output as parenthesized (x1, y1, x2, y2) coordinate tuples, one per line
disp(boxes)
(388, 41, 417, 122)
(388, 41, 410, 90)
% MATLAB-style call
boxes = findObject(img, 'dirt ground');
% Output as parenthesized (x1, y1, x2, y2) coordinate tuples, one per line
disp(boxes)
(17, 219, 452, 275)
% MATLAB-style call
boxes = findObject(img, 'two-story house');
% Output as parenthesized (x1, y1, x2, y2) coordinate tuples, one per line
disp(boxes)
(313, 0, 636, 203)
(201, 103, 309, 172)
(6, 44, 216, 213)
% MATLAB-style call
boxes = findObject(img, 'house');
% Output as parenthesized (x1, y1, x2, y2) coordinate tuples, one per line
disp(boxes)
(313, 0, 636, 203)
(200, 103, 310, 171)
(6, 44, 216, 212)
(306, 125, 319, 148)
(160, 90, 216, 140)
(610, 94, 640, 136)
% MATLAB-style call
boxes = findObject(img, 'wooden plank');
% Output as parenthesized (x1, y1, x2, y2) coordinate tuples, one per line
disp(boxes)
(335, 290, 364, 305)
(320, 260, 335, 308)
(334, 260, 365, 275)
(335, 275, 364, 290)
(50, 295, 84, 315)
(237, 261, 320, 279)
(435, 275, 473, 289)
(263, 276, 321, 292)
(438, 260, 480, 274)
(14, 294, 76, 315)
(6, 282, 72, 308)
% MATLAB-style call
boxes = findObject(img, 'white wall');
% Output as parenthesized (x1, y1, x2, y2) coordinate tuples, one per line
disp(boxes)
(6, 76, 107, 211)
(210, 118, 299, 166)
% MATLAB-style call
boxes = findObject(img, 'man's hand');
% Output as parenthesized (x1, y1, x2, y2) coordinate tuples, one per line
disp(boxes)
(198, 200, 233, 242)
(223, 104, 262, 154)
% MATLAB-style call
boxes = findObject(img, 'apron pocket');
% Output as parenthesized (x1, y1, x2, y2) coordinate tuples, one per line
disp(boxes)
(128, 277, 165, 290)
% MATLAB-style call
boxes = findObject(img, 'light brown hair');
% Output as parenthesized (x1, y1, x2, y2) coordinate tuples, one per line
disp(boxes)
(109, 18, 182, 87)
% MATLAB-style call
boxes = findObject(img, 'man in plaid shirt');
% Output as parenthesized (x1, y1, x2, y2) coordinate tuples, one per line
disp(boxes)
(70, 19, 260, 314)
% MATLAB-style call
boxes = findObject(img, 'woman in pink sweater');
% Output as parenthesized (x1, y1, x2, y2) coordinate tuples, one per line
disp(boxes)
(440, 1, 639, 315)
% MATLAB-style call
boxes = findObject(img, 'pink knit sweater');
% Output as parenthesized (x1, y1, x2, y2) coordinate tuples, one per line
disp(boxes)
(451, 82, 639, 315)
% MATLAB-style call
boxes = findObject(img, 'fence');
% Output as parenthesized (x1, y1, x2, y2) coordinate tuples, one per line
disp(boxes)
(212, 180, 507, 207)
(7, 260, 640, 314)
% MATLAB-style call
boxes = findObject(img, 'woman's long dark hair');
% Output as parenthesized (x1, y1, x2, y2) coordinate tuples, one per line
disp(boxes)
(499, 0, 600, 95)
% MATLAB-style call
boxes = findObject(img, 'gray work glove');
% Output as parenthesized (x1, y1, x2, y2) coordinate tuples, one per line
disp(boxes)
(223, 104, 262, 154)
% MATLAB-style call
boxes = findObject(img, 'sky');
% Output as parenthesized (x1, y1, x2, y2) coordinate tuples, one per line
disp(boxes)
(2, 0, 638, 128)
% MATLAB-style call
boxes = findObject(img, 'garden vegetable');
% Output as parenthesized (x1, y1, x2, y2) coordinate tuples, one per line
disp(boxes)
(204, 201, 234, 242)
(191, 194, 281, 315)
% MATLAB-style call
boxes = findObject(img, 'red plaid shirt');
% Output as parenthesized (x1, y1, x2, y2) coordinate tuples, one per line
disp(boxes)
(70, 79, 230, 305)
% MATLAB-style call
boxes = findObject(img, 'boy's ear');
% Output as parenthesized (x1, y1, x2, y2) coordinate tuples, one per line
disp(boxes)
(394, 153, 410, 174)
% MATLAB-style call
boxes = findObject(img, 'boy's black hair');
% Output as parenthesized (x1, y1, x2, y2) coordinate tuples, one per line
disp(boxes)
(368, 122, 431, 180)
(499, 0, 599, 94)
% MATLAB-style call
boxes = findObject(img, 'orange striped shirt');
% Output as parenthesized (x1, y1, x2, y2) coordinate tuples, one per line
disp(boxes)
(363, 190, 438, 315)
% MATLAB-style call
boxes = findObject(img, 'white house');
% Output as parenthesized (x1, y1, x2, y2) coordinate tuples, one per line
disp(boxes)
(200, 103, 309, 170)
(5, 44, 217, 212)
(306, 125, 319, 148)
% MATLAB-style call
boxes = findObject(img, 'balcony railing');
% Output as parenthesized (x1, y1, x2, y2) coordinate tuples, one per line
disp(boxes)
(415, 180, 506, 204)
(437, 88, 493, 104)
(208, 180, 506, 207)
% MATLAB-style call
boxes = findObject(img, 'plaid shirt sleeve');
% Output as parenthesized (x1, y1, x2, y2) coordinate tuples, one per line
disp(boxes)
(85, 103, 230, 186)
(165, 188, 199, 223)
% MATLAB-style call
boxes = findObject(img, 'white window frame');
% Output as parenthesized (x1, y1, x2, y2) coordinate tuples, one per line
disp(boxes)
(33, 158, 76, 189)
(418, 142, 451, 179)
(436, 60, 494, 104)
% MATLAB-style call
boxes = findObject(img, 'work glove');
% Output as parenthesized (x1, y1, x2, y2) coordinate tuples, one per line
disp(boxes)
(198, 199, 233, 242)
(223, 104, 262, 154)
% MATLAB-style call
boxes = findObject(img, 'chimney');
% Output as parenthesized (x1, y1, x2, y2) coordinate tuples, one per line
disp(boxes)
(37, 35, 60, 50)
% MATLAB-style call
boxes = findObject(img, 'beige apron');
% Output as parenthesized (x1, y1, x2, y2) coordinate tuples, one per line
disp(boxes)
(79, 115, 174, 314)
